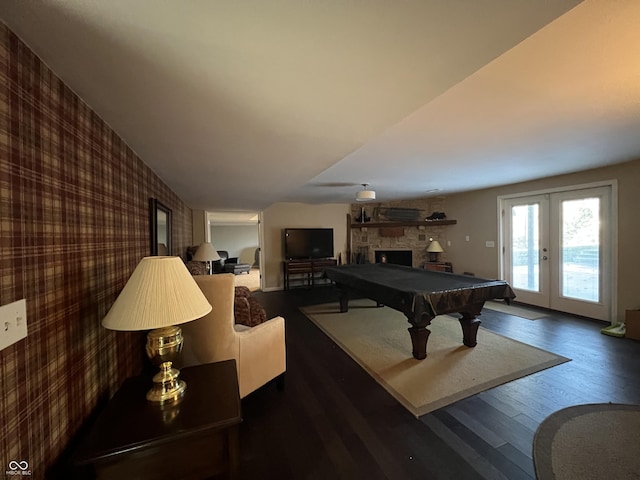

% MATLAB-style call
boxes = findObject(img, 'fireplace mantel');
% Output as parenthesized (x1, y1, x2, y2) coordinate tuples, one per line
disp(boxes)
(351, 220, 456, 229)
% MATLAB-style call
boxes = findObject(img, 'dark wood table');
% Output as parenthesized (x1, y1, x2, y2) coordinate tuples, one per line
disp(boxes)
(324, 264, 516, 360)
(73, 360, 242, 479)
(283, 258, 337, 290)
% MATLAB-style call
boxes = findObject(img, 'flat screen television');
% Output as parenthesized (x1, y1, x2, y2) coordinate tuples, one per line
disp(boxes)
(284, 228, 334, 260)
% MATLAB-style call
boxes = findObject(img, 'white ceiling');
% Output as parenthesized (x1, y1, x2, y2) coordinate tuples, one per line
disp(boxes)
(2, 0, 640, 212)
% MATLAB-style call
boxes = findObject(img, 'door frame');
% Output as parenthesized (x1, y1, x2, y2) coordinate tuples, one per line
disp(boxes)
(498, 180, 618, 323)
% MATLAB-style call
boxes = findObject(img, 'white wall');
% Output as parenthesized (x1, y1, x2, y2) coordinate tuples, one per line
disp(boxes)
(262, 202, 351, 290)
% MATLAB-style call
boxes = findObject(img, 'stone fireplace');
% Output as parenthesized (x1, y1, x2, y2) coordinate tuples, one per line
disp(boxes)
(375, 250, 412, 266)
(350, 197, 450, 269)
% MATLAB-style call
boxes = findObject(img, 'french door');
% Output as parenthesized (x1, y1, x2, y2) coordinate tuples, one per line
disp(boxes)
(502, 185, 613, 321)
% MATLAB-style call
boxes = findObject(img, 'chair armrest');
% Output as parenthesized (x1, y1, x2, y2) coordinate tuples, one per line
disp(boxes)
(227, 257, 239, 264)
(236, 316, 285, 355)
(236, 316, 286, 397)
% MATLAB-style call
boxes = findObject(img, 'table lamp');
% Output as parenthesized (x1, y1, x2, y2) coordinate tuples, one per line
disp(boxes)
(102, 256, 212, 404)
(193, 242, 221, 274)
(427, 238, 444, 262)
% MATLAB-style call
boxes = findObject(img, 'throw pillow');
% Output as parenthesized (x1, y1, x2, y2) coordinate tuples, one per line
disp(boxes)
(233, 287, 267, 327)
(186, 261, 207, 276)
(247, 296, 267, 326)
(234, 286, 252, 299)
(234, 296, 253, 327)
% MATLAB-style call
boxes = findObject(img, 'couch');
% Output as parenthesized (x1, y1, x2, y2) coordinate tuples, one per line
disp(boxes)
(180, 274, 286, 398)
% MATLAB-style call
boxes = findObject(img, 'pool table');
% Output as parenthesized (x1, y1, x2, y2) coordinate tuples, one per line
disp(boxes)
(323, 263, 516, 360)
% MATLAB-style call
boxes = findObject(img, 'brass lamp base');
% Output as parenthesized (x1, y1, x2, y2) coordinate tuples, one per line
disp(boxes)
(146, 326, 187, 404)
(146, 361, 187, 403)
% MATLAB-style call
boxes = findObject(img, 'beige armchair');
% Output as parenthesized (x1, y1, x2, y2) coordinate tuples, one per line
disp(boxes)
(180, 273, 286, 398)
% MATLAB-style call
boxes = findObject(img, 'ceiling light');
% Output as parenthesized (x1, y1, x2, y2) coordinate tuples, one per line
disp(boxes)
(356, 184, 376, 202)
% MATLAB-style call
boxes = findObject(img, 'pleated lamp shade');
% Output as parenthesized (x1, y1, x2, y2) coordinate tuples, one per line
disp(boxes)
(426, 240, 444, 253)
(102, 256, 212, 331)
(192, 242, 221, 262)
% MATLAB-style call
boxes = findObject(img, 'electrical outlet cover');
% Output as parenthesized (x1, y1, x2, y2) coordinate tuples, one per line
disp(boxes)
(0, 299, 28, 351)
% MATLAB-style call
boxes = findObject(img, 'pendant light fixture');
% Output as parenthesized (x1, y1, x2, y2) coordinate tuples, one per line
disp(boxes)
(355, 183, 376, 202)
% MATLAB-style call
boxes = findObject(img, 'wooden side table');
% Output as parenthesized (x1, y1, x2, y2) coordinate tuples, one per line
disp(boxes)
(283, 258, 337, 289)
(73, 360, 242, 479)
(424, 261, 453, 273)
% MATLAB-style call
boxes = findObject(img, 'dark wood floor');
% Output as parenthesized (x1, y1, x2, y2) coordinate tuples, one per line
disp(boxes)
(238, 286, 640, 479)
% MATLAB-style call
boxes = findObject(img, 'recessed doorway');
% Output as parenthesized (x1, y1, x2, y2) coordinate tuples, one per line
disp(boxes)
(208, 211, 262, 291)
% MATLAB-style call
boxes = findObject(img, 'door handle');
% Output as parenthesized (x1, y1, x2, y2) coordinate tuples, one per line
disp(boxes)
(542, 256, 548, 260)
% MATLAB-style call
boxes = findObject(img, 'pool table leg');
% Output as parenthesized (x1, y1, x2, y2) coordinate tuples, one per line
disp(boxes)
(337, 289, 350, 313)
(407, 325, 431, 360)
(458, 306, 483, 347)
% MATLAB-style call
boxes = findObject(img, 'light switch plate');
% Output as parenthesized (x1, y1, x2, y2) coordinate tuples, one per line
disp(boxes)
(0, 299, 28, 351)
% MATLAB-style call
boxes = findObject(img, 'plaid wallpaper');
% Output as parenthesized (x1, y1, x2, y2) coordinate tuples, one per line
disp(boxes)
(0, 25, 192, 477)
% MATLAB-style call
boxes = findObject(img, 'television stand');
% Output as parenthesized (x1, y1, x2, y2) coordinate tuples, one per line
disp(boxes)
(283, 258, 337, 290)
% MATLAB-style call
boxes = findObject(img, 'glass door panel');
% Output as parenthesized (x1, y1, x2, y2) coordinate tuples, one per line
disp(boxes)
(560, 197, 600, 303)
(511, 204, 540, 292)
(503, 195, 549, 308)
(550, 186, 610, 320)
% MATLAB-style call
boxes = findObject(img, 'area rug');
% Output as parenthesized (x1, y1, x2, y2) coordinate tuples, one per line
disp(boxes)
(483, 300, 548, 320)
(533, 403, 640, 480)
(300, 300, 569, 417)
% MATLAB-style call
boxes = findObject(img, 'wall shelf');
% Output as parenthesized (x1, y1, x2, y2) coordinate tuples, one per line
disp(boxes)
(350, 220, 457, 228)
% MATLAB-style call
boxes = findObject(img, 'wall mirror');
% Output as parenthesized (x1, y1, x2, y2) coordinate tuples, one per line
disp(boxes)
(149, 198, 172, 255)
